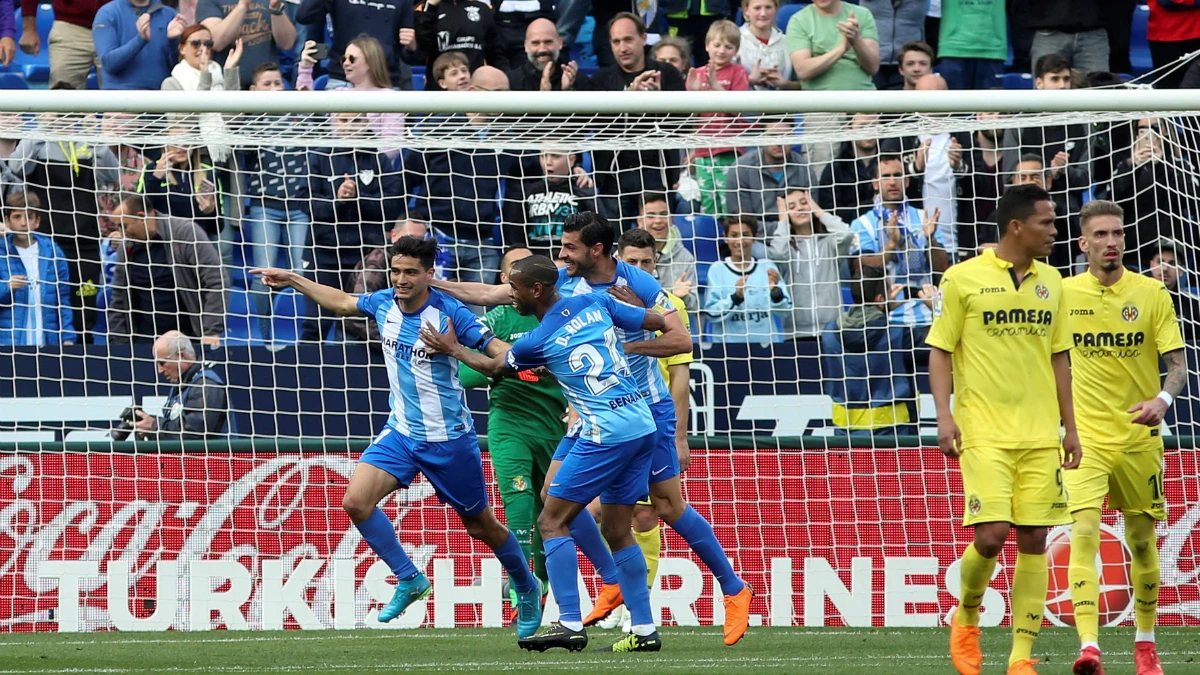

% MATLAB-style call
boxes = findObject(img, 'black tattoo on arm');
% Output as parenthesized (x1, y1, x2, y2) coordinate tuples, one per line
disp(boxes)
(1163, 348, 1188, 399)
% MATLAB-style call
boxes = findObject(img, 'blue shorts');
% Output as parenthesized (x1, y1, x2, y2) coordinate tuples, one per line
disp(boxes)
(548, 430, 656, 506)
(359, 426, 489, 516)
(648, 398, 680, 484)
(552, 434, 574, 462)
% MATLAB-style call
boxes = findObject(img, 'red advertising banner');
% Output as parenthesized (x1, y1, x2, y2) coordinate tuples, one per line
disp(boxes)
(1, 448, 1198, 632)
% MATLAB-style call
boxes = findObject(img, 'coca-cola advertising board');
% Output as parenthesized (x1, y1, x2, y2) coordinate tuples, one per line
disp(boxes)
(2, 447, 1198, 633)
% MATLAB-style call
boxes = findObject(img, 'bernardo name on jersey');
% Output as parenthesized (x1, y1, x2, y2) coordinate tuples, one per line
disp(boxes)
(1063, 271, 1185, 451)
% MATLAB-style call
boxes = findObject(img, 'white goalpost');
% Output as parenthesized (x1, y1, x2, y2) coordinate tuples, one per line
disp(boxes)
(0, 88, 1198, 633)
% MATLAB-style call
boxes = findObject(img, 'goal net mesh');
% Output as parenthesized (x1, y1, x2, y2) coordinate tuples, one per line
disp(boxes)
(1, 96, 1198, 632)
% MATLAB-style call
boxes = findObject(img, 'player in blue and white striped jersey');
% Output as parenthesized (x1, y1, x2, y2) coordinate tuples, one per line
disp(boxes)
(433, 212, 755, 646)
(252, 236, 544, 640)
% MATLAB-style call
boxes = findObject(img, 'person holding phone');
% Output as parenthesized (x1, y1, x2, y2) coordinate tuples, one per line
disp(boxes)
(297, 36, 405, 158)
(1114, 117, 1192, 266)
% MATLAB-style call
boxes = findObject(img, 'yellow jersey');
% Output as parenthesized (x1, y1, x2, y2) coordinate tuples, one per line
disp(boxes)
(1063, 269, 1184, 452)
(925, 248, 1072, 450)
(658, 293, 692, 386)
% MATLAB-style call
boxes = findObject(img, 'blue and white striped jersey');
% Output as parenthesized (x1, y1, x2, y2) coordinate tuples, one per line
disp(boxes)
(557, 261, 674, 407)
(357, 288, 494, 442)
(506, 293, 655, 445)
(850, 201, 946, 326)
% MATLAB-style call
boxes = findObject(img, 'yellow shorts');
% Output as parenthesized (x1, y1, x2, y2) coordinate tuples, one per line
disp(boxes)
(1065, 445, 1167, 520)
(960, 446, 1070, 527)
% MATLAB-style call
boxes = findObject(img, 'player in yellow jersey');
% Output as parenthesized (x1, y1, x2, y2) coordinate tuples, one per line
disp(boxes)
(587, 227, 696, 632)
(1062, 201, 1185, 675)
(926, 184, 1082, 675)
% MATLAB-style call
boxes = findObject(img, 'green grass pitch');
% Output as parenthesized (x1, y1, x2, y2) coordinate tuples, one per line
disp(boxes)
(3, 627, 1200, 674)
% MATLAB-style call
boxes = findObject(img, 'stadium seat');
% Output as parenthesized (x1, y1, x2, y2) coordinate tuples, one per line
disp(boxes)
(776, 3, 803, 31)
(1131, 4, 1152, 76)
(412, 70, 424, 91)
(86, 71, 99, 90)
(0, 72, 29, 89)
(675, 214, 720, 261)
(271, 288, 306, 344)
(224, 288, 255, 345)
(10, 4, 52, 82)
(313, 74, 329, 91)
(1001, 72, 1033, 89)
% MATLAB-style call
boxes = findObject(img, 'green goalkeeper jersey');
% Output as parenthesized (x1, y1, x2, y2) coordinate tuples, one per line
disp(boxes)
(458, 305, 568, 441)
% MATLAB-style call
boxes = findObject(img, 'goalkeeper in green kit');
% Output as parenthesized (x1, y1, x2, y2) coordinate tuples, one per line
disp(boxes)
(458, 247, 566, 608)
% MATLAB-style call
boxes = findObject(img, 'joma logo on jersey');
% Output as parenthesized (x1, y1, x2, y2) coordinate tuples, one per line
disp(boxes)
(979, 287, 1006, 294)
(1073, 331, 1146, 348)
(982, 309, 1053, 325)
(1070, 309, 1094, 316)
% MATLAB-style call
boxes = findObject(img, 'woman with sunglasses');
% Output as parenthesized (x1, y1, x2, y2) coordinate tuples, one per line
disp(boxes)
(162, 24, 244, 92)
(297, 36, 404, 157)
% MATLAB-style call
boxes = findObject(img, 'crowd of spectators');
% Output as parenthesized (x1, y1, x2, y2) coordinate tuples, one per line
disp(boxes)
(1, 0, 1200, 425)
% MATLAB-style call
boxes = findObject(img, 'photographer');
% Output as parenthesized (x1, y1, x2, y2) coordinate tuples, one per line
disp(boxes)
(117, 330, 228, 440)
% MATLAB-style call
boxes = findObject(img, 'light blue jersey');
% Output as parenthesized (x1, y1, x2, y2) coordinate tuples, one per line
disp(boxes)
(506, 293, 656, 445)
(556, 261, 674, 407)
(850, 200, 947, 326)
(358, 288, 494, 442)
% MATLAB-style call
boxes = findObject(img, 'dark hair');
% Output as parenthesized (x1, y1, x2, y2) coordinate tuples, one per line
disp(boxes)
(994, 184, 1052, 236)
(499, 246, 531, 275)
(562, 211, 615, 254)
(876, 153, 904, 177)
(608, 11, 647, 37)
(851, 265, 888, 306)
(898, 41, 934, 63)
(639, 192, 669, 212)
(510, 254, 560, 287)
(389, 235, 439, 270)
(1035, 53, 1072, 80)
(251, 62, 282, 83)
(118, 192, 156, 216)
(724, 214, 759, 237)
(618, 228, 657, 253)
(1146, 239, 1179, 267)
(1017, 152, 1045, 168)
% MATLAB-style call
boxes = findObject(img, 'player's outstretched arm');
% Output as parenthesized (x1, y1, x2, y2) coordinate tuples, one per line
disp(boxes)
(419, 320, 515, 378)
(1052, 350, 1082, 469)
(430, 279, 511, 307)
(251, 267, 361, 317)
(928, 347, 961, 459)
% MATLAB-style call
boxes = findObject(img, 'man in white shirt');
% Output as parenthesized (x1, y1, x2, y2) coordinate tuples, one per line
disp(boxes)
(911, 73, 965, 256)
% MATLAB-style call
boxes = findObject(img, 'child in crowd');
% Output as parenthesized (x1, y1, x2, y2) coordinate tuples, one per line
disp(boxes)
(0, 192, 76, 346)
(433, 51, 472, 92)
(686, 20, 749, 216)
(738, 0, 796, 90)
(703, 214, 792, 343)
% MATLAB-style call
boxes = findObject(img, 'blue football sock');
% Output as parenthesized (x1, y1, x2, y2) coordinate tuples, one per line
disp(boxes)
(355, 508, 419, 580)
(493, 530, 536, 594)
(543, 536, 581, 623)
(672, 505, 745, 596)
(569, 512, 619, 585)
(612, 544, 654, 628)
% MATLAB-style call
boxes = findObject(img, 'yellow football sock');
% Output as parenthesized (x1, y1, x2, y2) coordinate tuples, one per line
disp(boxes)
(958, 543, 998, 627)
(1009, 552, 1048, 666)
(1069, 508, 1102, 646)
(1126, 512, 1159, 637)
(633, 525, 661, 589)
